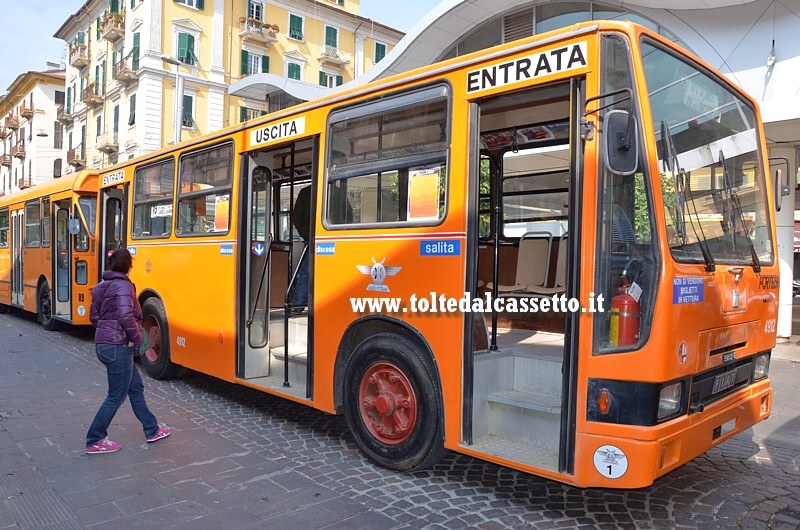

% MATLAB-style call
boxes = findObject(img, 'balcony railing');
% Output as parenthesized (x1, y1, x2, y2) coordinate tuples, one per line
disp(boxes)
(69, 45, 89, 69)
(113, 57, 138, 83)
(100, 11, 125, 42)
(239, 18, 279, 46)
(18, 177, 33, 190)
(67, 146, 86, 167)
(82, 83, 103, 107)
(97, 131, 119, 153)
(5, 116, 19, 130)
(0, 155, 11, 167)
(20, 103, 34, 119)
(0, 127, 9, 139)
(56, 105, 73, 125)
(11, 140, 25, 159)
(319, 45, 351, 68)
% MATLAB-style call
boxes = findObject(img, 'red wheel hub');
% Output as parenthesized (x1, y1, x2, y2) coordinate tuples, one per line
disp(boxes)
(358, 362, 417, 445)
(143, 315, 161, 363)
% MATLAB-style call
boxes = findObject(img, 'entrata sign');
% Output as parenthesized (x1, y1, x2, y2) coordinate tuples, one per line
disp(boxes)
(466, 41, 588, 94)
(249, 117, 306, 148)
(102, 171, 125, 187)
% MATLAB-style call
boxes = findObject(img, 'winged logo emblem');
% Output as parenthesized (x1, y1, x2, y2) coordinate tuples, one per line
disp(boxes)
(357, 258, 402, 292)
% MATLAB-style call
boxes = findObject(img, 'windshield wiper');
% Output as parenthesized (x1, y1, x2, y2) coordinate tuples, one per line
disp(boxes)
(718, 150, 761, 273)
(661, 120, 715, 272)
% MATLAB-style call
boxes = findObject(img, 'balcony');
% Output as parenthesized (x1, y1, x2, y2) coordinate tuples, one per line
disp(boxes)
(67, 146, 86, 167)
(5, 116, 19, 130)
(239, 18, 279, 46)
(11, 140, 25, 159)
(82, 84, 103, 107)
(69, 45, 89, 69)
(56, 105, 74, 125)
(100, 11, 125, 42)
(97, 131, 119, 153)
(18, 177, 33, 190)
(113, 57, 138, 84)
(0, 127, 9, 139)
(1, 155, 11, 167)
(21, 103, 34, 119)
(318, 45, 351, 68)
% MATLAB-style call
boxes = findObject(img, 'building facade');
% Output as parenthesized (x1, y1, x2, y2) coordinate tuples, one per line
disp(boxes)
(53, 0, 402, 171)
(0, 70, 67, 196)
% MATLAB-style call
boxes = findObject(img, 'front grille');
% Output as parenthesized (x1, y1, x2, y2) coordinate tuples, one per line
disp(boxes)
(688, 357, 753, 413)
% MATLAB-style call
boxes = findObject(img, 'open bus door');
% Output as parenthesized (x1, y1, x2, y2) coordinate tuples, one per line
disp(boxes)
(10, 210, 23, 307)
(98, 186, 128, 276)
(52, 200, 72, 319)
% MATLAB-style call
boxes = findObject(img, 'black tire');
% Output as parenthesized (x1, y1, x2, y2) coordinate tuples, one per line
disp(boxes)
(37, 283, 60, 331)
(140, 298, 182, 380)
(343, 333, 447, 471)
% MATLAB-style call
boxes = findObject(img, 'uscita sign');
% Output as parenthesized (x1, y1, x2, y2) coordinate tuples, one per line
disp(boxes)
(249, 117, 306, 148)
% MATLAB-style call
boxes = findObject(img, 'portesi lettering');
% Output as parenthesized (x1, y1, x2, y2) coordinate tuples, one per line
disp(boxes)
(250, 117, 306, 147)
(467, 41, 588, 94)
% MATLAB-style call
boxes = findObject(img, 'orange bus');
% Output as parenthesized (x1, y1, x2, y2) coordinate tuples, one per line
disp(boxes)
(95, 21, 778, 488)
(0, 171, 99, 329)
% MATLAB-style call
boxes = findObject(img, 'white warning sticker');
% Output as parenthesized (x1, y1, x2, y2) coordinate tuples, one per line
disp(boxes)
(593, 444, 628, 479)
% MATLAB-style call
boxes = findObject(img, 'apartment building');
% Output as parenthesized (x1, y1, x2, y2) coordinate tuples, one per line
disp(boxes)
(0, 69, 67, 195)
(54, 0, 403, 172)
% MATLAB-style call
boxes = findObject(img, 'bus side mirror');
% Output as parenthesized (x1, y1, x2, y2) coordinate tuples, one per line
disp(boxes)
(768, 156, 791, 212)
(604, 109, 638, 176)
(68, 218, 81, 235)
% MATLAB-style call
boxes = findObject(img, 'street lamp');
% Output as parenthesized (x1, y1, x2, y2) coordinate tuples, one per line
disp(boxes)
(161, 54, 184, 144)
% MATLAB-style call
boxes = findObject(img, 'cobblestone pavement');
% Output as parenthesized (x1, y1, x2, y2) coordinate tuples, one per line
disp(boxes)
(1, 312, 799, 529)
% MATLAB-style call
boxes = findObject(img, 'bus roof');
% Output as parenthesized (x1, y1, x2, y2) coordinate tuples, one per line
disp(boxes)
(96, 20, 757, 186)
(0, 170, 98, 207)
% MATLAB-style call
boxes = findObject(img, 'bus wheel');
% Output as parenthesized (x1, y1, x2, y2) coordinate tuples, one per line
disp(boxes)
(140, 298, 181, 380)
(343, 333, 446, 471)
(37, 284, 59, 331)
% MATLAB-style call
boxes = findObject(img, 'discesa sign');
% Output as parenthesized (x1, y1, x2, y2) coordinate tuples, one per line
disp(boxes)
(466, 41, 588, 94)
(249, 117, 306, 148)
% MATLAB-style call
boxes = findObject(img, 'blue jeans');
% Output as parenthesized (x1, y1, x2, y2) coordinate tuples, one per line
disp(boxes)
(86, 344, 159, 446)
(291, 245, 309, 308)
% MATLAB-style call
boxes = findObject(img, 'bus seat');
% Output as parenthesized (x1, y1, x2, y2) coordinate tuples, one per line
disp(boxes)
(527, 234, 567, 295)
(486, 232, 551, 293)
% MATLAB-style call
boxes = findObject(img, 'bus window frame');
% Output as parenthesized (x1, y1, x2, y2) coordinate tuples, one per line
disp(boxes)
(130, 156, 177, 240)
(73, 203, 91, 253)
(41, 197, 51, 248)
(77, 195, 97, 238)
(175, 140, 235, 238)
(322, 81, 453, 231)
(0, 208, 8, 248)
(24, 200, 41, 248)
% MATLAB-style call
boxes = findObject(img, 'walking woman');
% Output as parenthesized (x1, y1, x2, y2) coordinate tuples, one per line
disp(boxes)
(85, 248, 170, 454)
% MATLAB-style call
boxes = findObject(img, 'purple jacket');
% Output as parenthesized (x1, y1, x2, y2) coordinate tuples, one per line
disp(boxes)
(90, 271, 143, 348)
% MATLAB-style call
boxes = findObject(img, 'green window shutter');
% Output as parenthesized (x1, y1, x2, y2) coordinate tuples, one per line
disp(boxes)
(261, 56, 269, 73)
(375, 43, 386, 63)
(113, 105, 119, 132)
(288, 63, 300, 80)
(240, 106, 247, 123)
(131, 0, 135, 8)
(182, 95, 193, 127)
(325, 27, 337, 48)
(66, 88, 72, 114)
(178, 33, 189, 63)
(77, 32, 85, 45)
(196, 0, 204, 9)
(240, 49, 249, 76)
(319, 71, 327, 86)
(101, 60, 106, 94)
(94, 65, 99, 92)
(132, 33, 140, 70)
(96, 17, 101, 40)
(289, 15, 302, 40)
(110, 0, 119, 13)
(128, 94, 136, 126)
(260, 110, 267, 116)
(187, 34, 195, 65)
(338, 0, 344, 5)
(336, 75, 343, 86)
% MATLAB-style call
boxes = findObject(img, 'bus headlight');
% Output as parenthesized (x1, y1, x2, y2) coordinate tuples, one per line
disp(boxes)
(753, 353, 770, 380)
(658, 382, 683, 420)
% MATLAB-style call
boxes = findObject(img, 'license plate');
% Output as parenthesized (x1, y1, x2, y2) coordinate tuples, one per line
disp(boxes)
(711, 370, 737, 394)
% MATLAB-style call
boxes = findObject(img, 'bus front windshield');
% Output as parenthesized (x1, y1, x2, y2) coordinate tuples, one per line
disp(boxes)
(641, 41, 774, 267)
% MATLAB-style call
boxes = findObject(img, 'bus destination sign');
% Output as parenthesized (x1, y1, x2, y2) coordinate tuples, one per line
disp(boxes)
(103, 171, 125, 187)
(467, 41, 588, 94)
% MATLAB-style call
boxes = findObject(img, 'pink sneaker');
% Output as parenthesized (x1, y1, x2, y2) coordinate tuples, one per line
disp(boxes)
(85, 437, 122, 455)
(146, 426, 171, 443)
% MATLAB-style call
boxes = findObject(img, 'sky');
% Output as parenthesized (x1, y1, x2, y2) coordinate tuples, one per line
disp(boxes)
(0, 0, 434, 96)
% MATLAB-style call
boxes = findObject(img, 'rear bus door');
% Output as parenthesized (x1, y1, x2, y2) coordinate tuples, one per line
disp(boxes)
(10, 210, 23, 307)
(99, 186, 128, 276)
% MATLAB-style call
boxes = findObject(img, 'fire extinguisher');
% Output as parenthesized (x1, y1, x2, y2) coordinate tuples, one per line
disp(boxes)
(610, 273, 640, 348)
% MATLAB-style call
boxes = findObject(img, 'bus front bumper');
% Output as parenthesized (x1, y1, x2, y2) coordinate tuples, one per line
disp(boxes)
(573, 380, 772, 489)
